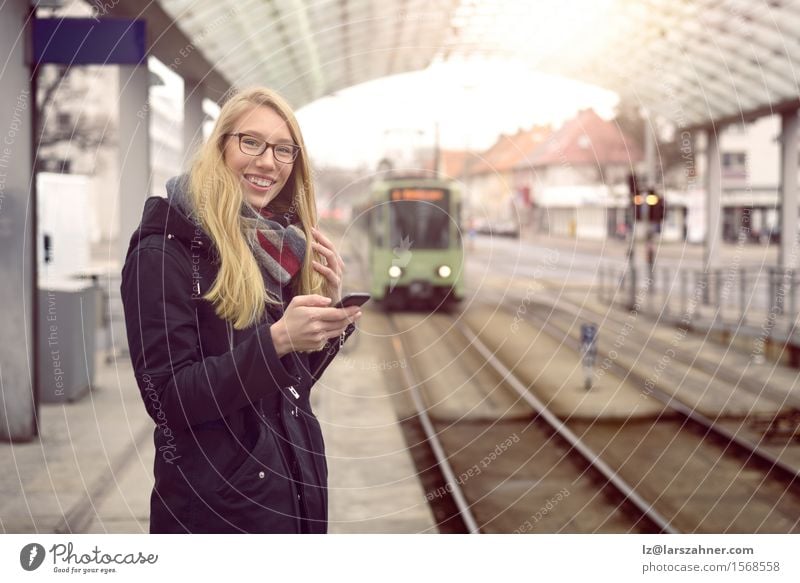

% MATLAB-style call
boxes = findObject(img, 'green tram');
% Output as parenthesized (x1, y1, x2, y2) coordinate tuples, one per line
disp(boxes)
(358, 176, 464, 311)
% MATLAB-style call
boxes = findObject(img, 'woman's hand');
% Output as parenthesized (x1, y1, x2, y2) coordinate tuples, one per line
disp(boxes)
(310, 226, 344, 304)
(270, 294, 361, 356)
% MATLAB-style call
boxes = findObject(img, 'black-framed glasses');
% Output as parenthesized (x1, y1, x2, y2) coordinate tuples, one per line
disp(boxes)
(226, 133, 301, 163)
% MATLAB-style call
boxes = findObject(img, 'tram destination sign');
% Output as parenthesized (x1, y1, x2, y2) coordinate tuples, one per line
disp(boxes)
(390, 188, 447, 201)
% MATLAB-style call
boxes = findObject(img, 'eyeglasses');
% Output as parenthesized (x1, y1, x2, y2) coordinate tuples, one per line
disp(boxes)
(226, 133, 301, 163)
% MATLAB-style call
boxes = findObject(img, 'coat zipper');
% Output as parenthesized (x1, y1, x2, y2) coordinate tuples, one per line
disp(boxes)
(279, 386, 309, 532)
(261, 399, 303, 533)
(299, 410, 327, 530)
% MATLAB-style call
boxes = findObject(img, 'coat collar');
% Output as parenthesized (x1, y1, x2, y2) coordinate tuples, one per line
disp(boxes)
(126, 195, 216, 262)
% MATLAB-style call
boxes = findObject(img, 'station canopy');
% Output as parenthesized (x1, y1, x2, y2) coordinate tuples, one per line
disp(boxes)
(158, 0, 800, 127)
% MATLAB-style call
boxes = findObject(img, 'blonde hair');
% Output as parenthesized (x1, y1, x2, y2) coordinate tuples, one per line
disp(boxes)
(187, 87, 326, 329)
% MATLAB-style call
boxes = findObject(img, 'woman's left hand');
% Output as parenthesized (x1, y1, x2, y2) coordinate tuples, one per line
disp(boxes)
(310, 226, 344, 304)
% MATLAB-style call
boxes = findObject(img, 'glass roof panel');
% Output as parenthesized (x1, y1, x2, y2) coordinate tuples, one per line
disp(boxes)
(158, 0, 800, 126)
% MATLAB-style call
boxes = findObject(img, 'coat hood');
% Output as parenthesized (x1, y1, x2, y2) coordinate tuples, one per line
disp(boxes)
(125, 175, 215, 262)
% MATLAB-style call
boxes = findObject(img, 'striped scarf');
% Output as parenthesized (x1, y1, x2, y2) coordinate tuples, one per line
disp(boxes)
(241, 205, 307, 299)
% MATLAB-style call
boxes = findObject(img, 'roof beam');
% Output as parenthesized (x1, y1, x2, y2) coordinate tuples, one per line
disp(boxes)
(105, 0, 232, 101)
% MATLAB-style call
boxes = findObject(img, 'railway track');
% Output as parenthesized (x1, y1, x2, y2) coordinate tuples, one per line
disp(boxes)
(383, 312, 665, 533)
(381, 308, 800, 533)
(481, 285, 800, 484)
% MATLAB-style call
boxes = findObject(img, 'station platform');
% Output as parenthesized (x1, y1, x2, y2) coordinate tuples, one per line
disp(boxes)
(0, 315, 435, 534)
(314, 311, 436, 533)
(0, 354, 152, 534)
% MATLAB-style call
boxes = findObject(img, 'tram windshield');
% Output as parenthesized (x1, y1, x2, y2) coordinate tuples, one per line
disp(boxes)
(388, 188, 450, 249)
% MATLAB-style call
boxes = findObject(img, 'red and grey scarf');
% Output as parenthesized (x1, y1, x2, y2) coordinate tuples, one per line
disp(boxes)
(241, 206, 307, 294)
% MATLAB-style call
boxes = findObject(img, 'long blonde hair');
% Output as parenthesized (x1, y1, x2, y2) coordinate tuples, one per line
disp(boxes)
(187, 87, 326, 329)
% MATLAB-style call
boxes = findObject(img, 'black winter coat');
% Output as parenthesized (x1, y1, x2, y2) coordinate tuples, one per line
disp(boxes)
(120, 195, 354, 533)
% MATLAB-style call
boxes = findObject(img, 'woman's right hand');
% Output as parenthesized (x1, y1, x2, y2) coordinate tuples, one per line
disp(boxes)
(270, 294, 362, 357)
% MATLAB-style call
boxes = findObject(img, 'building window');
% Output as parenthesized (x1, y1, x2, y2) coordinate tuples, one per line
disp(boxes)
(722, 152, 747, 179)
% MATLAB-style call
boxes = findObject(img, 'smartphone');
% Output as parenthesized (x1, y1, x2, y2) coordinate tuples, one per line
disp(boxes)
(332, 292, 371, 309)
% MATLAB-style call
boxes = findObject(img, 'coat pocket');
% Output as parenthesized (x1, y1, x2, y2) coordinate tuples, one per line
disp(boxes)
(211, 420, 302, 533)
(215, 424, 272, 495)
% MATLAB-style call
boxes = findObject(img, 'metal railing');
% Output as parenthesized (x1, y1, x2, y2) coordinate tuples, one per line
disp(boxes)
(598, 263, 800, 344)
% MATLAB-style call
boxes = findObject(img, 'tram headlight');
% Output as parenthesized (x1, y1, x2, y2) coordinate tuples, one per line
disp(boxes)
(388, 265, 403, 278)
(437, 265, 452, 278)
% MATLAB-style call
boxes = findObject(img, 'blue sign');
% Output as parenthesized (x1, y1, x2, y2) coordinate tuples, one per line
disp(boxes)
(32, 18, 147, 66)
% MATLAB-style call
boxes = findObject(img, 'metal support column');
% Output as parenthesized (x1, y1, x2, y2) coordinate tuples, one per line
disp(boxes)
(183, 79, 205, 170)
(112, 64, 151, 356)
(704, 128, 722, 304)
(643, 114, 655, 282)
(780, 108, 799, 270)
(0, 0, 36, 441)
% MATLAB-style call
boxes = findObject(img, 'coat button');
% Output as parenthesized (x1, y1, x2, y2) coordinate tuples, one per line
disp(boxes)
(258, 471, 265, 479)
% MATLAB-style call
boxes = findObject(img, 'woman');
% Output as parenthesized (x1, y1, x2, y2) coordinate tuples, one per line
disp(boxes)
(120, 87, 362, 533)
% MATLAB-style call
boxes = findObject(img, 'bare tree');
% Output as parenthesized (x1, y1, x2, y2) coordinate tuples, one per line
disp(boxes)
(613, 101, 688, 188)
(35, 65, 115, 171)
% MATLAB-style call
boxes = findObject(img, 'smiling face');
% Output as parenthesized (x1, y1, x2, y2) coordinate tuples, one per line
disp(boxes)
(222, 105, 296, 209)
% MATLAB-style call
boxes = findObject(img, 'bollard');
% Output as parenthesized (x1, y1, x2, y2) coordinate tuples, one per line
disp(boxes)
(790, 270, 798, 340)
(768, 267, 776, 315)
(681, 269, 687, 318)
(598, 265, 604, 303)
(580, 323, 598, 390)
(739, 268, 747, 326)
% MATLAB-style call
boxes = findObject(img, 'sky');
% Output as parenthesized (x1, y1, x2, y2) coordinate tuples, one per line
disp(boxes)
(149, 54, 619, 171)
(296, 57, 619, 169)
